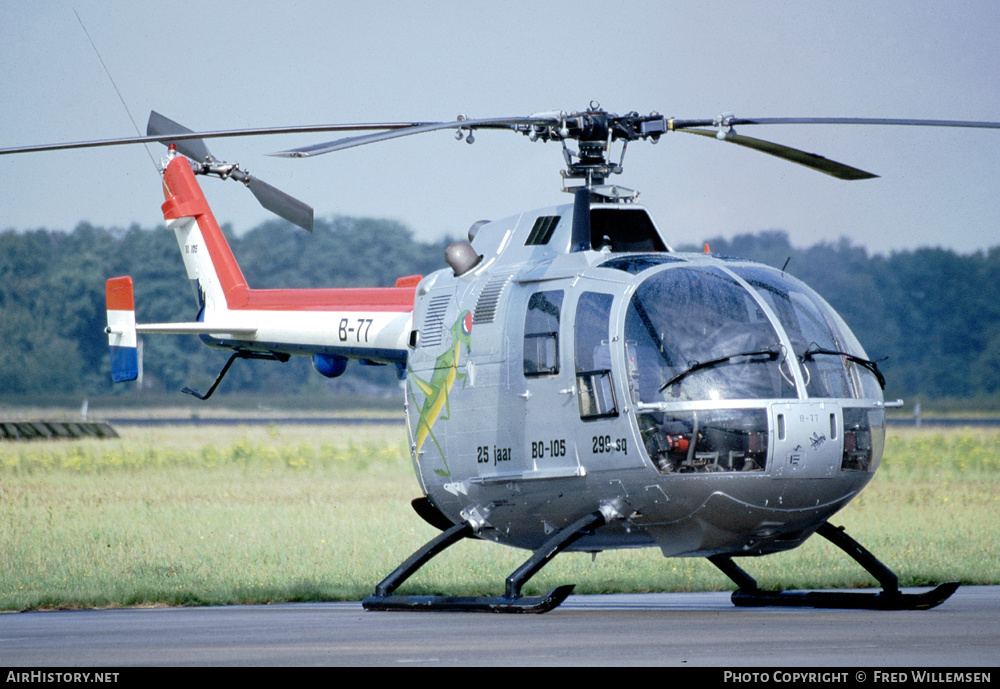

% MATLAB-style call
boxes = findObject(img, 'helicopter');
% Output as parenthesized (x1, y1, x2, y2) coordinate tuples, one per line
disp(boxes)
(5, 104, 999, 613)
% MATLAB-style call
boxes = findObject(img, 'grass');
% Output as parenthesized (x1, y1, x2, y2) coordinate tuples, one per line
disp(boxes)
(1, 423, 998, 610)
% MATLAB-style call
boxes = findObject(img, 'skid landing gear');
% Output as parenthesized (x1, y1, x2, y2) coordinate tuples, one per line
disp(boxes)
(709, 522, 960, 611)
(363, 510, 606, 613)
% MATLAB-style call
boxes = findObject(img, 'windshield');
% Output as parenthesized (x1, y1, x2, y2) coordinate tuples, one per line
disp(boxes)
(624, 266, 795, 403)
(731, 266, 883, 400)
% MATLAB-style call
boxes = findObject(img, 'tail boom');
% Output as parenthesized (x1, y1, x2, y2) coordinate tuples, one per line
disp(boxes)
(105, 153, 419, 386)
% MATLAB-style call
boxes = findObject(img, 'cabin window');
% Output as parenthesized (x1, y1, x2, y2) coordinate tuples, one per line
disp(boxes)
(625, 266, 792, 403)
(600, 255, 686, 274)
(523, 290, 563, 376)
(639, 408, 769, 474)
(841, 407, 884, 472)
(575, 292, 617, 419)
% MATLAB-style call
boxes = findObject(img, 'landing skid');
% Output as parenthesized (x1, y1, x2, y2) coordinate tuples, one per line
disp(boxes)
(363, 511, 606, 614)
(709, 522, 960, 611)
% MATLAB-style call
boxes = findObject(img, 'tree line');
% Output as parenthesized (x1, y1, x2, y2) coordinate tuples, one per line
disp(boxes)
(0, 217, 449, 400)
(1, 218, 997, 404)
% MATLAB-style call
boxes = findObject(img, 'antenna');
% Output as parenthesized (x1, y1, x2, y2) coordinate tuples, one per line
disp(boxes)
(74, 9, 159, 174)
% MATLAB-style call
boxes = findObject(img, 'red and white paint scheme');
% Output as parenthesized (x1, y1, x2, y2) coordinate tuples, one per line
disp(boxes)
(105, 151, 419, 386)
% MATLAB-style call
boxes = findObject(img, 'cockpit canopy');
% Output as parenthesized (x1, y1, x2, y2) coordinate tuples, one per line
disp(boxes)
(620, 262, 884, 404)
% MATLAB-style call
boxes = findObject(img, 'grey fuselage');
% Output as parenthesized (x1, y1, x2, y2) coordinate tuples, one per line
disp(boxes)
(404, 198, 885, 559)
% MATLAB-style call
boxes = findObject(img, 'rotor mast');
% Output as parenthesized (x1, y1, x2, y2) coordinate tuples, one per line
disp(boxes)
(516, 102, 667, 198)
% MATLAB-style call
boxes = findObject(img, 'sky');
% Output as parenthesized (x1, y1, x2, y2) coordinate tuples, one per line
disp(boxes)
(2, 1, 999, 256)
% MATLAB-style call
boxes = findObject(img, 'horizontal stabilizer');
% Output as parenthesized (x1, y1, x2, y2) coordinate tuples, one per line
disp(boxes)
(135, 323, 258, 336)
(106, 276, 258, 384)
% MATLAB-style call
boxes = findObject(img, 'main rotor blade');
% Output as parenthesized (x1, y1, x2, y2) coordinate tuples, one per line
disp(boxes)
(147, 111, 212, 163)
(0, 121, 433, 156)
(679, 128, 878, 180)
(269, 116, 557, 158)
(727, 117, 1000, 130)
(667, 116, 1000, 131)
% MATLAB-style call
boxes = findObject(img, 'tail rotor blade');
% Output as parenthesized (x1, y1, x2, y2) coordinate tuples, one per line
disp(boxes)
(245, 176, 314, 232)
(147, 111, 213, 163)
(148, 112, 313, 231)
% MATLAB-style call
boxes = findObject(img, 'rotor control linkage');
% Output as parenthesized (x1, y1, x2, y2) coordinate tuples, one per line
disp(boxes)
(708, 522, 960, 611)
(363, 509, 606, 613)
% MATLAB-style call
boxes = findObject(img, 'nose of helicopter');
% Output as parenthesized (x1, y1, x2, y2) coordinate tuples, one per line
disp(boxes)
(627, 399, 884, 557)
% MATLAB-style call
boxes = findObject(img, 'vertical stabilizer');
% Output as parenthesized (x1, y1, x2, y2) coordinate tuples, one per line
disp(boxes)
(105, 276, 138, 382)
(161, 155, 249, 314)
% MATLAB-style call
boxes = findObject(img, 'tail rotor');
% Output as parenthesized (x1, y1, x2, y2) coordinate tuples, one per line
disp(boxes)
(147, 111, 313, 231)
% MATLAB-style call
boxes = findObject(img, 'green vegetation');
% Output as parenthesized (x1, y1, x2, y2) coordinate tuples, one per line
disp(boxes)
(2, 221, 998, 403)
(0, 218, 451, 398)
(2, 423, 997, 611)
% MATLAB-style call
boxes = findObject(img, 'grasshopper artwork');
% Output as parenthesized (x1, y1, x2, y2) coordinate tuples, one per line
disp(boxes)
(407, 310, 473, 477)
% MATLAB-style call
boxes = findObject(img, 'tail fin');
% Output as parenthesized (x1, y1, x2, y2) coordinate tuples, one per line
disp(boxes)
(161, 154, 248, 314)
(105, 276, 138, 382)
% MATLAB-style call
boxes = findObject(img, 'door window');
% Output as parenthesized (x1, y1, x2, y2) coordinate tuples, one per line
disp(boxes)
(575, 292, 617, 419)
(523, 290, 564, 377)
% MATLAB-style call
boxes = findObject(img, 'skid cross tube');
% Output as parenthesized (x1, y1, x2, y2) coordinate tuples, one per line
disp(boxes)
(708, 521, 960, 610)
(363, 510, 606, 613)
